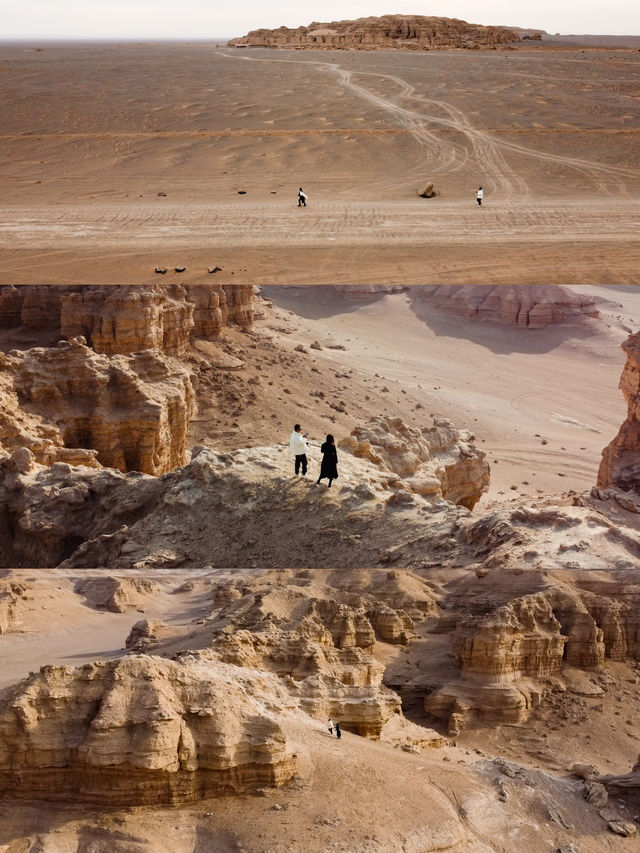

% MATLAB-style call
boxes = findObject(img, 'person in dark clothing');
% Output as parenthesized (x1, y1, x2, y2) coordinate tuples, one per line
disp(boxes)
(317, 434, 338, 487)
(335, 722, 341, 740)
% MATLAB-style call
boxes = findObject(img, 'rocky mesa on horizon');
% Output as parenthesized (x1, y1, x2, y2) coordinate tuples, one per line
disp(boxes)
(228, 14, 521, 50)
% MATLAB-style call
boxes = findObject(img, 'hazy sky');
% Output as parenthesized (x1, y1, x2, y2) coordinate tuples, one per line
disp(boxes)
(4, 0, 639, 39)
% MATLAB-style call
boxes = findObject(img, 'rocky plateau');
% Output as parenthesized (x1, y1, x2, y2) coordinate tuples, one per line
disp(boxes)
(229, 14, 520, 50)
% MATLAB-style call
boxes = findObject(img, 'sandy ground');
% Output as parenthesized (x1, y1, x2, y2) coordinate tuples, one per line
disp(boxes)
(0, 42, 637, 283)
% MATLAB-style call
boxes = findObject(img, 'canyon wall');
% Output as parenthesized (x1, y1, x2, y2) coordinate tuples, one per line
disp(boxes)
(229, 15, 519, 50)
(0, 338, 195, 475)
(0, 656, 297, 805)
(426, 583, 639, 734)
(597, 331, 640, 494)
(0, 285, 254, 355)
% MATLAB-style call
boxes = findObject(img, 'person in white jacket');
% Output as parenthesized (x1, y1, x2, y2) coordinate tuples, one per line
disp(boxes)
(289, 424, 309, 475)
(476, 186, 484, 206)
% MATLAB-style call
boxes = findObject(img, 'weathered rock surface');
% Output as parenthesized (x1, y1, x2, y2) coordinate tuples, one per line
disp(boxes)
(0, 339, 195, 475)
(596, 757, 640, 795)
(339, 416, 490, 509)
(425, 581, 639, 733)
(0, 655, 297, 805)
(1, 441, 639, 569)
(417, 285, 599, 327)
(597, 331, 640, 494)
(0, 285, 254, 356)
(74, 576, 160, 613)
(229, 15, 519, 50)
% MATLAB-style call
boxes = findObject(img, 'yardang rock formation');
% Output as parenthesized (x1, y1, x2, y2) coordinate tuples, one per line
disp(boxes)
(229, 15, 520, 50)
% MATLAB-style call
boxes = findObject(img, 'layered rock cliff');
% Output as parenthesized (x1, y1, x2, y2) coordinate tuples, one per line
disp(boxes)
(339, 416, 490, 509)
(417, 285, 599, 327)
(597, 331, 640, 494)
(0, 337, 195, 475)
(425, 582, 639, 733)
(0, 285, 254, 355)
(229, 15, 519, 50)
(0, 656, 297, 805)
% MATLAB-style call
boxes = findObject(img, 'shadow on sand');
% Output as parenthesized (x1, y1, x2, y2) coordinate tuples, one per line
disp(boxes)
(262, 285, 386, 321)
(407, 294, 602, 356)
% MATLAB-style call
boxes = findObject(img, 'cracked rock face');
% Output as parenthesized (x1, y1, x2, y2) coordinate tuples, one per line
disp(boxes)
(597, 331, 640, 495)
(0, 284, 254, 356)
(0, 655, 297, 806)
(229, 14, 519, 49)
(0, 339, 195, 475)
(417, 285, 599, 327)
(425, 581, 639, 733)
(339, 416, 490, 509)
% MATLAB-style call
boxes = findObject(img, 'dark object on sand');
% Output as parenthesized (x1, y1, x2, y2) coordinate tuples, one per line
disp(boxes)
(175, 266, 186, 273)
(154, 267, 167, 274)
(237, 190, 247, 194)
(157, 191, 167, 197)
(208, 265, 223, 274)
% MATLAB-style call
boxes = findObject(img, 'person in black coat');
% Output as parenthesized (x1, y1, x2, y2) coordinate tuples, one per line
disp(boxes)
(317, 434, 338, 487)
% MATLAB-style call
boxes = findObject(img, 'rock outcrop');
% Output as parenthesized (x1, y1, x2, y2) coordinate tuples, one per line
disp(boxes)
(229, 15, 519, 50)
(74, 576, 160, 613)
(202, 580, 412, 736)
(0, 338, 195, 475)
(0, 656, 297, 805)
(333, 286, 407, 301)
(417, 285, 599, 327)
(2, 441, 638, 569)
(0, 285, 254, 355)
(597, 331, 640, 494)
(339, 416, 490, 509)
(426, 583, 639, 733)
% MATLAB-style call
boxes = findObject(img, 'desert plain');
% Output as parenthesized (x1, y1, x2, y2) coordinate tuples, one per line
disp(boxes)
(0, 41, 638, 283)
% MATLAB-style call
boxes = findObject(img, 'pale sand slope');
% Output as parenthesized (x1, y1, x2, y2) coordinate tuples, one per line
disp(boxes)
(0, 43, 637, 283)
(0, 569, 233, 689)
(259, 286, 637, 507)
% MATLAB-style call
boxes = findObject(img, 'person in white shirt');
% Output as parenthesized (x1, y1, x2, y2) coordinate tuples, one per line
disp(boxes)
(476, 186, 484, 206)
(289, 424, 309, 475)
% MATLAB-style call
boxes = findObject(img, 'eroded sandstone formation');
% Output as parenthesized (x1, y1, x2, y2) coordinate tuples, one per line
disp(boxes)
(74, 576, 160, 613)
(229, 15, 519, 50)
(426, 583, 639, 733)
(0, 338, 195, 475)
(202, 580, 412, 736)
(0, 285, 254, 355)
(0, 656, 297, 805)
(339, 416, 490, 509)
(417, 285, 599, 327)
(597, 331, 640, 494)
(2, 441, 638, 569)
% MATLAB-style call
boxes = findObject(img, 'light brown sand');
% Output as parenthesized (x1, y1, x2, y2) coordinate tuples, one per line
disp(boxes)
(0, 43, 637, 283)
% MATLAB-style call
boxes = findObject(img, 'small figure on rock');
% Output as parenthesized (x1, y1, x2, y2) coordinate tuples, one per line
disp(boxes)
(289, 424, 308, 476)
(328, 718, 334, 735)
(298, 187, 307, 207)
(335, 722, 342, 740)
(317, 434, 338, 488)
(476, 186, 484, 206)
